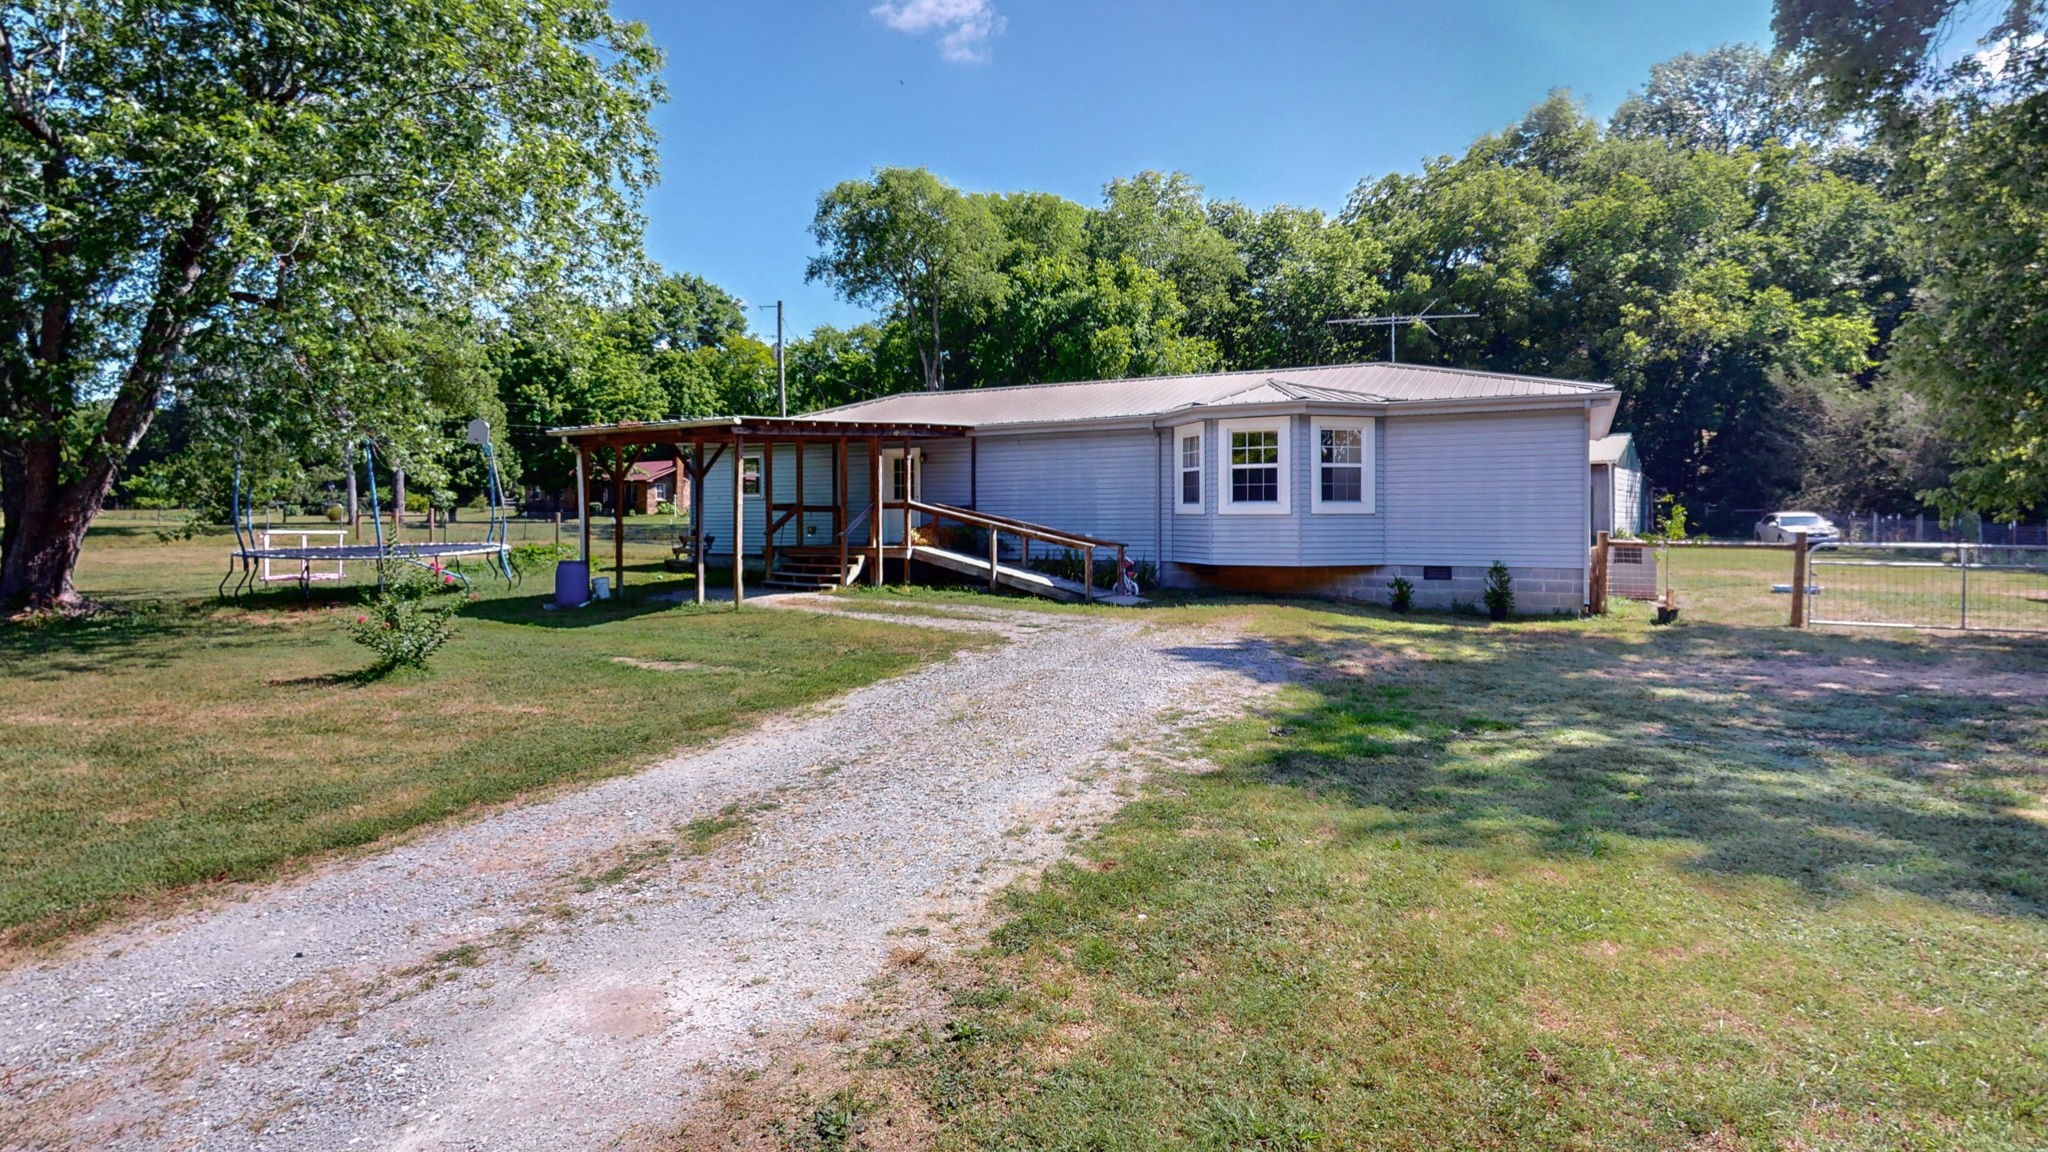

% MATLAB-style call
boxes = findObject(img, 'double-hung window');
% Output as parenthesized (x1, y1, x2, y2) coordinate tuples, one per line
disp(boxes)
(1310, 418, 1374, 514)
(1174, 424, 1203, 513)
(1218, 419, 1290, 515)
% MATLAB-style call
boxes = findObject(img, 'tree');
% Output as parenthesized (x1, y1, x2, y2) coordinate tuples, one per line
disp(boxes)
(1778, 0, 2048, 515)
(1087, 171, 1243, 344)
(1610, 44, 1840, 152)
(0, 0, 661, 608)
(491, 297, 667, 498)
(806, 167, 1003, 392)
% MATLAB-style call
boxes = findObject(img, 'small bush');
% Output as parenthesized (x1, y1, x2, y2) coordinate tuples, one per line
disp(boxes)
(1029, 549, 1157, 591)
(1483, 561, 1514, 618)
(509, 542, 577, 575)
(1387, 575, 1414, 612)
(344, 558, 463, 674)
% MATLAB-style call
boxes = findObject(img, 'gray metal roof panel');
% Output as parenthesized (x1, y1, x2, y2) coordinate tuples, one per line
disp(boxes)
(809, 362, 1610, 427)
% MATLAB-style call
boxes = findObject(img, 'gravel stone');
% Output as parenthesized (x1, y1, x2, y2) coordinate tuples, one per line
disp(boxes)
(0, 597, 1288, 1151)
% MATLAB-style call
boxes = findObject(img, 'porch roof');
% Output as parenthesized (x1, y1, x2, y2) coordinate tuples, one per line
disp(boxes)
(548, 415, 970, 449)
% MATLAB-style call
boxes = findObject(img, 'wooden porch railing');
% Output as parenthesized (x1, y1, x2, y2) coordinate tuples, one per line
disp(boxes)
(898, 499, 1126, 602)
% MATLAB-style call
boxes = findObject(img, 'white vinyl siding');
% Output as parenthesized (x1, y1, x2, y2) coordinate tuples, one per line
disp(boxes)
(1310, 416, 1375, 514)
(1218, 419, 1290, 516)
(697, 441, 876, 559)
(1383, 409, 1588, 567)
(970, 428, 1159, 553)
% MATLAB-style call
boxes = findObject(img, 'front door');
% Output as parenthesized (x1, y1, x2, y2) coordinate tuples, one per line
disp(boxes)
(880, 448, 921, 545)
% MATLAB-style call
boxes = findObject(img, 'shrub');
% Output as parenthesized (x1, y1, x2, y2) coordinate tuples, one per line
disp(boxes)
(1028, 549, 1156, 591)
(1387, 574, 1414, 612)
(344, 558, 463, 674)
(1483, 561, 1514, 618)
(508, 542, 577, 575)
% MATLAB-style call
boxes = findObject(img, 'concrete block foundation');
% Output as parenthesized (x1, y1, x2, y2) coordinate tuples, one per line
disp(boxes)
(1163, 563, 1587, 615)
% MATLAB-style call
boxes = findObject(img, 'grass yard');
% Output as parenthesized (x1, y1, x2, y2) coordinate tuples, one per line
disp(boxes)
(0, 516, 980, 950)
(1643, 543, 2048, 634)
(762, 599, 2048, 1151)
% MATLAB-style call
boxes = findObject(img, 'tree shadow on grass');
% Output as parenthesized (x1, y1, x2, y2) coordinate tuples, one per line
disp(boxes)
(461, 585, 705, 629)
(1167, 610, 2048, 918)
(0, 599, 302, 680)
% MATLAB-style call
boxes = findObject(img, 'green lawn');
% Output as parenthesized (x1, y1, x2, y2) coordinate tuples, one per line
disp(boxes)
(1644, 543, 2048, 634)
(0, 516, 978, 949)
(748, 600, 2048, 1151)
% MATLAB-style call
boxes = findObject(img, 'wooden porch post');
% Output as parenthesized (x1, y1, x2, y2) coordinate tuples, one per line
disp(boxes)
(836, 436, 850, 585)
(762, 438, 775, 580)
(692, 439, 707, 606)
(900, 437, 913, 585)
(612, 448, 626, 593)
(575, 446, 591, 569)
(732, 434, 746, 609)
(869, 436, 883, 587)
(794, 438, 806, 549)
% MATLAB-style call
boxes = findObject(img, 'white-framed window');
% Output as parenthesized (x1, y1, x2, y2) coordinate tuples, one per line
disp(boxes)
(1310, 417, 1375, 514)
(1173, 423, 1203, 514)
(741, 450, 762, 497)
(1218, 418, 1290, 515)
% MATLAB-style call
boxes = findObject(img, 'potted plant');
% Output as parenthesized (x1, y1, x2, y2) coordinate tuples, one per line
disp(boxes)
(1387, 575, 1414, 613)
(1483, 561, 1514, 622)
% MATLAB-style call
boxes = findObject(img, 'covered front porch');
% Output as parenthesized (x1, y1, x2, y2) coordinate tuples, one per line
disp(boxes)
(548, 416, 1129, 607)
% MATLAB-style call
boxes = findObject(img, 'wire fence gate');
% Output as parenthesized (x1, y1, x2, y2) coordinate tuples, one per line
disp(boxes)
(1807, 543, 2048, 634)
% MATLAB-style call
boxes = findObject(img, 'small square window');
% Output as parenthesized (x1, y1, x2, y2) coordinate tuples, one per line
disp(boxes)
(1423, 565, 1453, 581)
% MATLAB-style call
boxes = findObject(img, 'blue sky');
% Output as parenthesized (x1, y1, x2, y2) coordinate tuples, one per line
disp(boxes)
(615, 0, 1784, 336)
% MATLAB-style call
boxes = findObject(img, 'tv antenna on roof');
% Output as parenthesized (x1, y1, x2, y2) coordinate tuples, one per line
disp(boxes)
(1325, 300, 1478, 364)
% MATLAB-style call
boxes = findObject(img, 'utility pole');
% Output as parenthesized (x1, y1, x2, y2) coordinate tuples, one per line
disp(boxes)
(776, 299, 786, 417)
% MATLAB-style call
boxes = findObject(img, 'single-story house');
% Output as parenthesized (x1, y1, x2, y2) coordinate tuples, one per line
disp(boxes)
(554, 362, 1638, 613)
(621, 458, 685, 516)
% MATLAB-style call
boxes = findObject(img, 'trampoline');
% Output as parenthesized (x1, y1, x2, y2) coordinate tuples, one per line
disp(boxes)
(221, 421, 517, 600)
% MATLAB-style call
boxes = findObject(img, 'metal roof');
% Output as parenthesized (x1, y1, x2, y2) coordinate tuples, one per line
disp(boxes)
(809, 362, 1612, 428)
(548, 415, 972, 445)
(1589, 432, 1634, 465)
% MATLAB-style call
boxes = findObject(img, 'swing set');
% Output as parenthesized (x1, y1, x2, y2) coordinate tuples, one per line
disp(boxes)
(221, 420, 516, 600)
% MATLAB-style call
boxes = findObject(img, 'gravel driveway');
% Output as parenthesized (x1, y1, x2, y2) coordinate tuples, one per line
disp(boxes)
(1, 598, 1287, 1151)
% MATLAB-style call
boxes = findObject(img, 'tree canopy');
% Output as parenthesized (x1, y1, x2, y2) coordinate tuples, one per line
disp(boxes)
(0, 0, 662, 606)
(1777, 0, 2048, 516)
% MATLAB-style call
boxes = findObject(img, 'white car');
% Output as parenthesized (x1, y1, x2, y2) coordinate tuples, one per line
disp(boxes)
(1754, 511, 1840, 548)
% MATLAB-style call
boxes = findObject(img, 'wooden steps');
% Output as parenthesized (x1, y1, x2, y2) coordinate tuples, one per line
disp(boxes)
(764, 548, 862, 590)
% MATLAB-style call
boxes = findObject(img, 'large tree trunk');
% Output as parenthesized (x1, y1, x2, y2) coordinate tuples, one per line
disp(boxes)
(0, 203, 218, 611)
(0, 436, 104, 609)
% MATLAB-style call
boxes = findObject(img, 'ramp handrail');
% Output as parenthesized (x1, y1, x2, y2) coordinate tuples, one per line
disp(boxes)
(901, 500, 1123, 552)
(899, 499, 1128, 602)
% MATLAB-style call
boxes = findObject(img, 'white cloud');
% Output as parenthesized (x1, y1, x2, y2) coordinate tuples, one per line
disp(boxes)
(870, 0, 1007, 64)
